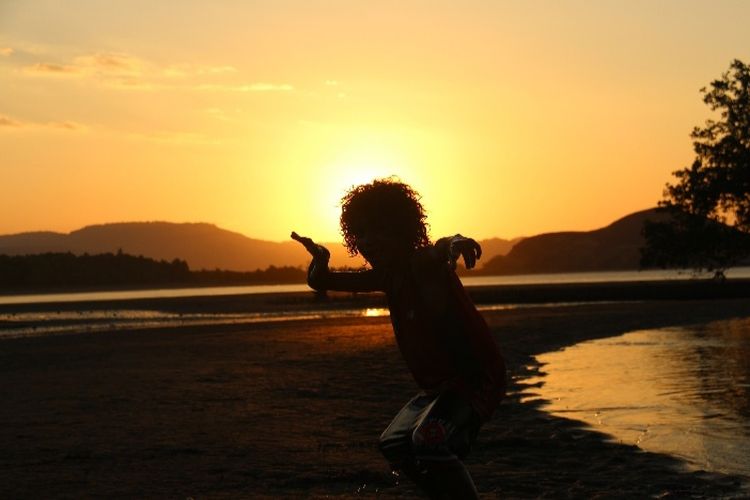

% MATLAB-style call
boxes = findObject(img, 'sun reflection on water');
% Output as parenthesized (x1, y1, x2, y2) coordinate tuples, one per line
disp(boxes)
(362, 308, 389, 317)
(525, 318, 750, 478)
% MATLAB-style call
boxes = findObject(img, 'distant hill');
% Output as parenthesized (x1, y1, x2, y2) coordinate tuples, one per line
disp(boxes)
(0, 223, 345, 271)
(477, 237, 523, 262)
(0, 252, 306, 289)
(478, 208, 667, 275)
(0, 222, 517, 272)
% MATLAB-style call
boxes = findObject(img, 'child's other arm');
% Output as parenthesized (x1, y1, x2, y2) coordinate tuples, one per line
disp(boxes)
(432, 234, 482, 269)
(291, 232, 383, 292)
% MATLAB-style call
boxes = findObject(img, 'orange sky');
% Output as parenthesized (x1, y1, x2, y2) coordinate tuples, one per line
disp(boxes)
(1, 1, 749, 243)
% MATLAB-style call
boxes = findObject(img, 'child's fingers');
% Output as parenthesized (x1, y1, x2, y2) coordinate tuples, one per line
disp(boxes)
(473, 240, 482, 260)
(452, 238, 481, 269)
(291, 231, 311, 245)
(464, 250, 476, 269)
(291, 231, 319, 255)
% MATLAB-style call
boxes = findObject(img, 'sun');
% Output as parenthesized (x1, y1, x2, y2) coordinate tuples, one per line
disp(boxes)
(318, 149, 414, 228)
(298, 126, 434, 242)
(328, 162, 393, 199)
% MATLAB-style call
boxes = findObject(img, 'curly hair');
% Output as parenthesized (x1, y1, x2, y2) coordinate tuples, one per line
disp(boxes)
(339, 177, 430, 256)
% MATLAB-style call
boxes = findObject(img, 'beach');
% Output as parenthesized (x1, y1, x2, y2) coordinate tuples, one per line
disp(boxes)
(2, 291, 750, 498)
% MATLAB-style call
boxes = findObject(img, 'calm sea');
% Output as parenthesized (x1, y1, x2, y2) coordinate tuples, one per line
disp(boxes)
(524, 318, 750, 479)
(2, 267, 749, 340)
(2, 267, 750, 306)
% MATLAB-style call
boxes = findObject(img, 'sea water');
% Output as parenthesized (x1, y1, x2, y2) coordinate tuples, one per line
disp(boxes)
(524, 318, 750, 478)
(2, 267, 750, 306)
(0, 302, 601, 339)
(0, 308, 392, 339)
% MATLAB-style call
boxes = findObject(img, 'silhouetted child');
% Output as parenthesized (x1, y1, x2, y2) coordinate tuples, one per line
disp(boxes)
(292, 178, 506, 499)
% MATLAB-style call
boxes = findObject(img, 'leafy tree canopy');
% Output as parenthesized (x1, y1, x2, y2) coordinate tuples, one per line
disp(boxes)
(642, 59, 750, 278)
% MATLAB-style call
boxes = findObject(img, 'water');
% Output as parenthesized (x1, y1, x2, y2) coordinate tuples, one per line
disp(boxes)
(524, 318, 750, 478)
(0, 302, 604, 339)
(0, 307, 389, 339)
(2, 267, 749, 306)
(0, 283, 310, 306)
(464, 267, 750, 286)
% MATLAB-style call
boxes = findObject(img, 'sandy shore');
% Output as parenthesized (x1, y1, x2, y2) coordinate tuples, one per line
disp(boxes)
(2, 296, 750, 498)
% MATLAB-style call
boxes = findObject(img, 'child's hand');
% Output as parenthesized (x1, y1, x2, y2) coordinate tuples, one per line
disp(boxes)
(291, 231, 331, 261)
(449, 234, 482, 269)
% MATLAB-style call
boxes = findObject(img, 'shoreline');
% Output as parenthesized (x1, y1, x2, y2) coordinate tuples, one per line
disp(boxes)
(1, 278, 750, 315)
(1, 296, 749, 497)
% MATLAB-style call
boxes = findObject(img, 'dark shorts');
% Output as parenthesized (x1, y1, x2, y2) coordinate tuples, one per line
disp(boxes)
(378, 390, 481, 466)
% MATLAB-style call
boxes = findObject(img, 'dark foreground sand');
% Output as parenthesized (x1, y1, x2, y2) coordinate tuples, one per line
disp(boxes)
(2, 296, 750, 499)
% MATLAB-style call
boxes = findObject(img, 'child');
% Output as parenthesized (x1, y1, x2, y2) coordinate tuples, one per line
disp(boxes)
(292, 178, 506, 499)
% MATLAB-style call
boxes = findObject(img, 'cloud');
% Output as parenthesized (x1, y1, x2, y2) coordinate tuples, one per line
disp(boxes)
(21, 52, 145, 80)
(0, 114, 86, 132)
(0, 115, 23, 127)
(18, 52, 287, 95)
(23, 62, 80, 75)
(242, 83, 293, 92)
(163, 63, 238, 78)
(0, 48, 13, 56)
(77, 53, 144, 76)
(22, 53, 240, 82)
(86, 54, 132, 69)
(0, 112, 199, 141)
(48, 121, 86, 131)
(196, 82, 294, 92)
(126, 130, 221, 146)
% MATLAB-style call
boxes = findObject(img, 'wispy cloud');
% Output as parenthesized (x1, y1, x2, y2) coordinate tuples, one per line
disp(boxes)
(1, 112, 208, 143)
(204, 107, 244, 122)
(196, 83, 294, 92)
(0, 48, 13, 57)
(22, 52, 146, 79)
(23, 62, 79, 75)
(163, 63, 237, 78)
(48, 121, 85, 131)
(74, 53, 145, 75)
(0, 115, 23, 127)
(26, 52, 230, 80)
(19, 51, 290, 94)
(0, 113, 86, 132)
(126, 130, 221, 146)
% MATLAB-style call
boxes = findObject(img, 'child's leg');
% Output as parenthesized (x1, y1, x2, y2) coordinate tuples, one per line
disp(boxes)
(379, 391, 481, 499)
(379, 393, 442, 495)
(411, 391, 481, 500)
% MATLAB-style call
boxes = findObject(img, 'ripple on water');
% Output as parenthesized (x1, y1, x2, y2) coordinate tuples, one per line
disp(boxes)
(523, 317, 750, 478)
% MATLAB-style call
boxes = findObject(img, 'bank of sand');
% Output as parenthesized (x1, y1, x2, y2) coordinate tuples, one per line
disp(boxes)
(1, 295, 750, 498)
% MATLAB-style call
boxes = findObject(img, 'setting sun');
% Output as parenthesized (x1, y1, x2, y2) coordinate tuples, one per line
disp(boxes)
(320, 147, 420, 222)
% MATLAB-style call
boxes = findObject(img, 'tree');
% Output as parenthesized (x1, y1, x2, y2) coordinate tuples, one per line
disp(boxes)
(642, 59, 750, 279)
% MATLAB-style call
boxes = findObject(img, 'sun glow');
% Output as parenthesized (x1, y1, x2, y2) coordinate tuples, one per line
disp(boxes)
(362, 307, 389, 317)
(317, 142, 421, 231)
(5, 1, 749, 243)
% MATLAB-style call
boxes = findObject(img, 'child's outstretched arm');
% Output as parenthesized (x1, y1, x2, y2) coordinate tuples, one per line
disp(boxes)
(291, 231, 383, 292)
(432, 234, 482, 269)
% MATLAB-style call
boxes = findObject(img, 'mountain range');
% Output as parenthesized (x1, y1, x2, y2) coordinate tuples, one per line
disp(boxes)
(0, 209, 661, 274)
(477, 208, 665, 275)
(0, 223, 517, 272)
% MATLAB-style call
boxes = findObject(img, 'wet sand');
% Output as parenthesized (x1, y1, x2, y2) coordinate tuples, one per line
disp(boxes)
(2, 296, 750, 498)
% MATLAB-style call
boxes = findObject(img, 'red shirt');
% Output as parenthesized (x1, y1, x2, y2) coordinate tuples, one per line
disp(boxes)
(311, 247, 507, 421)
(385, 260, 506, 421)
